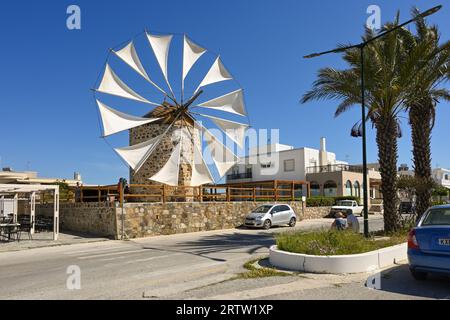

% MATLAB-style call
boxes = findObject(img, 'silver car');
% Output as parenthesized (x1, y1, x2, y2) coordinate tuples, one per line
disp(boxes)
(244, 204, 297, 229)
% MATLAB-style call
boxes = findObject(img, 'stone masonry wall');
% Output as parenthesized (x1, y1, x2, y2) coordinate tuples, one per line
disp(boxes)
(35, 202, 331, 239)
(36, 203, 117, 238)
(119, 202, 332, 239)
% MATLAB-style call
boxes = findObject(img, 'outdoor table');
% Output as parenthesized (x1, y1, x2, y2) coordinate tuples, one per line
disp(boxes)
(0, 223, 21, 242)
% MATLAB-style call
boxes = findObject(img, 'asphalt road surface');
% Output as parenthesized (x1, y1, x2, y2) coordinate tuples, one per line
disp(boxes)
(1, 215, 448, 300)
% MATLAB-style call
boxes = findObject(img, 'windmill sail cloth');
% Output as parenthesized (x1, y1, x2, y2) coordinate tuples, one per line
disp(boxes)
(182, 35, 206, 91)
(146, 33, 174, 94)
(112, 42, 151, 82)
(96, 100, 160, 137)
(194, 57, 232, 94)
(112, 41, 167, 95)
(149, 142, 181, 186)
(97, 64, 159, 106)
(201, 125, 239, 178)
(199, 114, 248, 149)
(197, 89, 246, 116)
(114, 135, 162, 171)
(188, 143, 214, 186)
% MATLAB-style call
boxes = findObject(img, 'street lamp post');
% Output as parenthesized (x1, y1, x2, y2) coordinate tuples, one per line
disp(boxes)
(304, 5, 442, 237)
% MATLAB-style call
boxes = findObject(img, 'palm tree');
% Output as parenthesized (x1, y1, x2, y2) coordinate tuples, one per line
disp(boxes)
(399, 9, 450, 219)
(301, 22, 411, 233)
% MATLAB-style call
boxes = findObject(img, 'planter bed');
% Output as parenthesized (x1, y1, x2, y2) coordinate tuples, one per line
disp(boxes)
(269, 242, 407, 274)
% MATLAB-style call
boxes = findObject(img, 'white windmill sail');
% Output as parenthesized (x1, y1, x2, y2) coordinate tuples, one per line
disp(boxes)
(199, 114, 248, 149)
(146, 32, 174, 96)
(182, 35, 206, 94)
(114, 134, 162, 171)
(193, 57, 232, 94)
(96, 64, 159, 106)
(96, 100, 160, 137)
(149, 142, 181, 186)
(201, 124, 239, 178)
(188, 142, 214, 186)
(197, 89, 246, 116)
(112, 41, 167, 96)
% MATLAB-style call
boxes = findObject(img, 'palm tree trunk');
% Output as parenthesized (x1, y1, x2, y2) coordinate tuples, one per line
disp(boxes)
(376, 116, 401, 233)
(409, 100, 433, 219)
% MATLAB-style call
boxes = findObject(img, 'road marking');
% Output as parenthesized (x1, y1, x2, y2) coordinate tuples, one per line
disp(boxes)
(64, 246, 132, 255)
(102, 252, 186, 268)
(77, 249, 145, 260)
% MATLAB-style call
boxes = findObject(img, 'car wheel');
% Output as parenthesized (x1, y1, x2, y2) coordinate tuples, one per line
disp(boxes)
(263, 219, 272, 230)
(410, 268, 427, 281)
(289, 217, 296, 227)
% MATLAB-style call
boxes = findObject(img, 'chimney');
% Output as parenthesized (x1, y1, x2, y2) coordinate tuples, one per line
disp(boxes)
(319, 137, 328, 166)
(320, 137, 326, 152)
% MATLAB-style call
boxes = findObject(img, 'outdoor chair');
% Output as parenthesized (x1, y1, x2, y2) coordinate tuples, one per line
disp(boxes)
(18, 222, 33, 241)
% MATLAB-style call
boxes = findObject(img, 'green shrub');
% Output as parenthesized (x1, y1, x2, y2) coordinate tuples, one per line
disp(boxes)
(306, 197, 335, 207)
(334, 196, 360, 205)
(306, 196, 361, 207)
(276, 229, 407, 256)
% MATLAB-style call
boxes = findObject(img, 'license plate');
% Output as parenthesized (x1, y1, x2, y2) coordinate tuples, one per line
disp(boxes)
(438, 239, 450, 246)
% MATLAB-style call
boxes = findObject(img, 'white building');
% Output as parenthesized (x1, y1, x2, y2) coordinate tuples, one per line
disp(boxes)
(0, 168, 82, 187)
(432, 168, 450, 189)
(226, 137, 347, 183)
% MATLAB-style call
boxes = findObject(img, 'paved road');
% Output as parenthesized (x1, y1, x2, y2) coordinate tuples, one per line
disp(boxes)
(1, 215, 447, 300)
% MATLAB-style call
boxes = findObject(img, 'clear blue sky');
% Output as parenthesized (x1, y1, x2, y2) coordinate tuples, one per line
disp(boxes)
(0, 0, 448, 185)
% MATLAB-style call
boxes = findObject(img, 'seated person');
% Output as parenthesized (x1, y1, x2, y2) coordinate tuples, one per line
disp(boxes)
(331, 212, 348, 230)
(346, 210, 360, 233)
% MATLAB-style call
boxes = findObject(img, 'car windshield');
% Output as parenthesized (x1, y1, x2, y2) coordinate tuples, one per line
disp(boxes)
(337, 201, 353, 206)
(252, 205, 273, 213)
(422, 208, 450, 226)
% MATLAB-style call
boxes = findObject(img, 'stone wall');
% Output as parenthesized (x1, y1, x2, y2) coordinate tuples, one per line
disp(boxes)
(118, 202, 331, 239)
(35, 202, 331, 239)
(36, 203, 117, 238)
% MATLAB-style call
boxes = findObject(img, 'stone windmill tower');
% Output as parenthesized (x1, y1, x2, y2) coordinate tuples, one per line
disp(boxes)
(93, 30, 249, 196)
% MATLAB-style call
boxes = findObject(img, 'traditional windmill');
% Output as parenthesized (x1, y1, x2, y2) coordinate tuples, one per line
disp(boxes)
(93, 30, 249, 190)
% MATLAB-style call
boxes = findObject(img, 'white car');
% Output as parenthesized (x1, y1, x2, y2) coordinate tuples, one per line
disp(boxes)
(244, 204, 297, 230)
(330, 200, 363, 217)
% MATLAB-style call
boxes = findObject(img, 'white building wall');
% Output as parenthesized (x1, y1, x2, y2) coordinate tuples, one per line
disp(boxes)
(227, 139, 347, 183)
(433, 168, 450, 189)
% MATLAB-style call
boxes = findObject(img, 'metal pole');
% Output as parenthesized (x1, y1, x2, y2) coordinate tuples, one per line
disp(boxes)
(360, 46, 369, 237)
(121, 182, 125, 240)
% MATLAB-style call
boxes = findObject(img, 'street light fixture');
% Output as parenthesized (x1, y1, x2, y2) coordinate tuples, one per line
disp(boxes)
(303, 5, 442, 237)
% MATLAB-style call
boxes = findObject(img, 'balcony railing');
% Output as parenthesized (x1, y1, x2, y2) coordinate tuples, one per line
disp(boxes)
(226, 172, 253, 180)
(306, 164, 364, 174)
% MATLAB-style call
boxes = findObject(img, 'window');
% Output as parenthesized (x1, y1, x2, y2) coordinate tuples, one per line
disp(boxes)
(284, 159, 295, 172)
(261, 162, 272, 168)
(280, 205, 291, 211)
(445, 174, 449, 180)
(422, 209, 450, 226)
(310, 181, 320, 197)
(324, 180, 337, 197)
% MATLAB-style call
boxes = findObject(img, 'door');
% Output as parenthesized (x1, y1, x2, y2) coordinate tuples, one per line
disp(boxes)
(270, 205, 284, 225)
(279, 205, 292, 224)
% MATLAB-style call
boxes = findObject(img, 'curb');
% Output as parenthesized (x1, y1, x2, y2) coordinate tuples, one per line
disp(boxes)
(269, 243, 407, 274)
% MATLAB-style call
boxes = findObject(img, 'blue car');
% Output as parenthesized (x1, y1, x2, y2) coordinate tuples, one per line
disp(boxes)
(408, 204, 450, 280)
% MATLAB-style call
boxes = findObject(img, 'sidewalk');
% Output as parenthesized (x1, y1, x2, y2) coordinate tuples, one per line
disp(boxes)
(0, 231, 109, 253)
